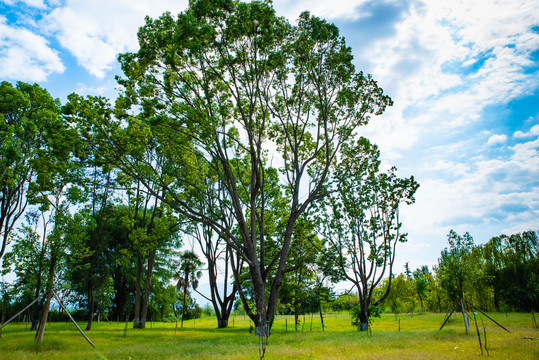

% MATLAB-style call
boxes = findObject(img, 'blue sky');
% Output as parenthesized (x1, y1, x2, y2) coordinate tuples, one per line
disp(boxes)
(1, 0, 538, 275)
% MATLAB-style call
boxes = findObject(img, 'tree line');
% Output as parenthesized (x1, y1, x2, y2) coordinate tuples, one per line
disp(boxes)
(378, 230, 538, 323)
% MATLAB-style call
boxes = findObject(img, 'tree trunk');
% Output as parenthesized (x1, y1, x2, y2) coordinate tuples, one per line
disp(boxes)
(208, 245, 237, 329)
(31, 291, 42, 331)
(139, 247, 157, 329)
(31, 257, 45, 331)
(133, 254, 143, 328)
(35, 255, 57, 342)
(359, 300, 369, 332)
(319, 305, 325, 332)
(35, 290, 52, 342)
(181, 289, 187, 329)
(436, 293, 442, 312)
(460, 298, 469, 335)
(112, 274, 129, 322)
(493, 290, 500, 312)
(294, 304, 299, 331)
(255, 315, 269, 337)
(253, 293, 269, 336)
(85, 279, 94, 331)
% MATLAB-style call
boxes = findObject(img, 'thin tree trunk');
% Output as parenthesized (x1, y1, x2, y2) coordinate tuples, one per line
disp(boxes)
(31, 247, 46, 331)
(35, 255, 57, 342)
(181, 289, 187, 329)
(112, 274, 128, 322)
(140, 247, 157, 329)
(85, 279, 94, 331)
(319, 304, 325, 332)
(460, 298, 469, 335)
(359, 298, 369, 331)
(35, 289, 53, 342)
(294, 305, 299, 332)
(133, 254, 143, 328)
(31, 281, 42, 331)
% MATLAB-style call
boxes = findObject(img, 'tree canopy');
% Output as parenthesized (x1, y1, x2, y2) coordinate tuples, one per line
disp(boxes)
(70, 0, 392, 337)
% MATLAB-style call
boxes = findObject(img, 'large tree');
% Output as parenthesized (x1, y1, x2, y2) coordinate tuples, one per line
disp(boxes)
(76, 0, 391, 338)
(1, 81, 77, 340)
(318, 137, 418, 331)
(0, 81, 65, 261)
(65, 94, 183, 329)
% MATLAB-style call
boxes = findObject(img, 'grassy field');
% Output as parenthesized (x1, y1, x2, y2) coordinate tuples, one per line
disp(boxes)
(0, 312, 538, 359)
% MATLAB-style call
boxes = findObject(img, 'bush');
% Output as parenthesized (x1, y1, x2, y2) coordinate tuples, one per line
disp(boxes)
(351, 304, 382, 327)
(202, 304, 215, 317)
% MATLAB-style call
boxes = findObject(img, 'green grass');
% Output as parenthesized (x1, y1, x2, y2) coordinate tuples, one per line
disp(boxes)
(0, 312, 538, 359)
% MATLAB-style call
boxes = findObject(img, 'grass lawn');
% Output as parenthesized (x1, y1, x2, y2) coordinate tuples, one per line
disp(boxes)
(0, 312, 538, 359)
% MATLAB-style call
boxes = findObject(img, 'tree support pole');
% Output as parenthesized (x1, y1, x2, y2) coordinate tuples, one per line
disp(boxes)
(0, 292, 45, 332)
(473, 312, 483, 356)
(464, 299, 510, 333)
(439, 306, 456, 330)
(52, 290, 97, 350)
(97, 307, 112, 325)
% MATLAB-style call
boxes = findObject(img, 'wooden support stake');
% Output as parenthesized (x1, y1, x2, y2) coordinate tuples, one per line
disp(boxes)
(52, 291, 97, 350)
(464, 299, 510, 333)
(480, 317, 489, 356)
(98, 308, 111, 325)
(473, 313, 483, 356)
(439, 307, 456, 331)
(0, 293, 45, 332)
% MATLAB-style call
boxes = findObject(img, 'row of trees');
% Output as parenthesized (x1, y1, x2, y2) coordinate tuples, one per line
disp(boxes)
(3, 225, 535, 326)
(1, 0, 418, 341)
(378, 230, 539, 325)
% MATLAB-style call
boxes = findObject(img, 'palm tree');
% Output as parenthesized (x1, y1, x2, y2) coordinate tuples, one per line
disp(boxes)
(175, 251, 203, 328)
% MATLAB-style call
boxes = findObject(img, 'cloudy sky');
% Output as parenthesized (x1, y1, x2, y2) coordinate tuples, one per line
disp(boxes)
(1, 0, 538, 274)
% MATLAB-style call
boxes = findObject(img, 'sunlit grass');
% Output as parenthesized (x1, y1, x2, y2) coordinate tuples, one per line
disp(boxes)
(0, 312, 538, 359)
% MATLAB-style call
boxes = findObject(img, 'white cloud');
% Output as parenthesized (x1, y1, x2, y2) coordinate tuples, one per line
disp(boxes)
(402, 130, 539, 245)
(273, 0, 366, 20)
(41, 0, 189, 78)
(0, 16, 65, 81)
(271, 1, 539, 258)
(514, 124, 539, 138)
(355, 0, 539, 159)
(2, 0, 47, 9)
(487, 134, 507, 146)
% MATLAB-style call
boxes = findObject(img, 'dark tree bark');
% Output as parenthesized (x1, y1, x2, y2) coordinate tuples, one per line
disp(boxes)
(85, 277, 94, 331)
(112, 268, 129, 322)
(194, 224, 239, 329)
(139, 246, 157, 329)
(35, 254, 57, 342)
(133, 254, 143, 328)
